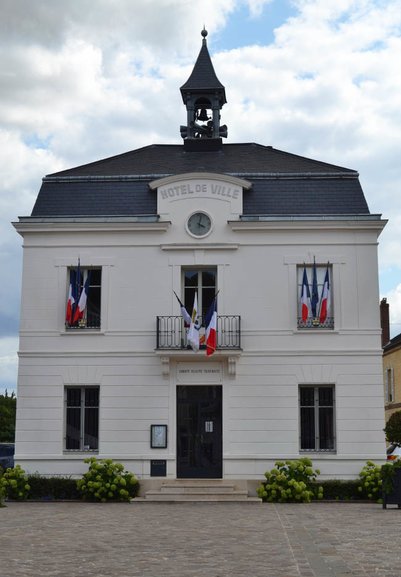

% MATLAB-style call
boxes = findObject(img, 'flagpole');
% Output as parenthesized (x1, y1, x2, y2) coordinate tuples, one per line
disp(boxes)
(318, 262, 330, 324)
(317, 261, 327, 316)
(311, 256, 319, 325)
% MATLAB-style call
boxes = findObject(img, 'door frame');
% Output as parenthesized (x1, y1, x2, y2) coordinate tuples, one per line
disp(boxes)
(176, 384, 223, 479)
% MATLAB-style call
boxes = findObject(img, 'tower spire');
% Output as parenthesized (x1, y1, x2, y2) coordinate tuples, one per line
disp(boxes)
(180, 29, 227, 149)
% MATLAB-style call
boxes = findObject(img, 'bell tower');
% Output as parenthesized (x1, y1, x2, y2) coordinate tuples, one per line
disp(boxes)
(180, 29, 228, 150)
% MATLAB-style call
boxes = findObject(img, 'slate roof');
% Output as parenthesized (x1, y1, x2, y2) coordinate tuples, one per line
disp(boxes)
(30, 142, 371, 218)
(180, 34, 226, 104)
(384, 333, 401, 354)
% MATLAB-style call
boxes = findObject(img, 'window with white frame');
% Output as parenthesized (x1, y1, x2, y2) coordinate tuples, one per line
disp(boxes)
(65, 387, 99, 451)
(297, 264, 333, 329)
(299, 385, 336, 452)
(183, 268, 217, 319)
(385, 367, 394, 403)
(65, 267, 101, 329)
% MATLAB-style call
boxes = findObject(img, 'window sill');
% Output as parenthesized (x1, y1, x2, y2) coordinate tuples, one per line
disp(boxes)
(62, 329, 103, 335)
(300, 451, 337, 456)
(63, 450, 99, 454)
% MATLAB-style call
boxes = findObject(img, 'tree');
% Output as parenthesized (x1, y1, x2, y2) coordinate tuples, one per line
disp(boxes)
(0, 390, 16, 443)
(384, 410, 401, 446)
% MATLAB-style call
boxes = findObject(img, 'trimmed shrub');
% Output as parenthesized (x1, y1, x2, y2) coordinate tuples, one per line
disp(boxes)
(77, 457, 139, 502)
(318, 480, 360, 500)
(2, 465, 30, 500)
(27, 475, 80, 500)
(357, 461, 382, 501)
(257, 458, 323, 503)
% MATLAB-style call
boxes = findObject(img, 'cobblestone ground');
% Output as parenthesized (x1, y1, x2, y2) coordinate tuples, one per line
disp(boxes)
(1, 501, 400, 577)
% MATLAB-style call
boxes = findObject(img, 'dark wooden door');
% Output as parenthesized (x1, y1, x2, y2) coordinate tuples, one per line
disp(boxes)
(177, 385, 222, 478)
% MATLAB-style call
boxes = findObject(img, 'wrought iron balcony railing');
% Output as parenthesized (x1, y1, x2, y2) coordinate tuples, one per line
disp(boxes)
(156, 315, 241, 350)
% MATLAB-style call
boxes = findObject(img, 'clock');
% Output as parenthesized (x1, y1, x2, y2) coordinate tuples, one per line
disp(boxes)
(187, 212, 212, 237)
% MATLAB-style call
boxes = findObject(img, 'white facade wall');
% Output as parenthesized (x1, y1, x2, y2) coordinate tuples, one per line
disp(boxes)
(14, 174, 386, 480)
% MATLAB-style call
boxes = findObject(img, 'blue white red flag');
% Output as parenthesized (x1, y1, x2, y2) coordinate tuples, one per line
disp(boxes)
(66, 269, 76, 325)
(300, 267, 311, 322)
(73, 273, 90, 324)
(205, 297, 217, 356)
(319, 266, 330, 323)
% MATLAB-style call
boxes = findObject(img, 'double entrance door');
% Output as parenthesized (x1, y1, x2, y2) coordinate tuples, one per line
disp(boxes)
(177, 385, 222, 479)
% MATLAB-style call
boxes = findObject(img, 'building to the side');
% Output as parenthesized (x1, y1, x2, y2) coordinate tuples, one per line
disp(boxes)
(381, 298, 401, 421)
(13, 30, 387, 488)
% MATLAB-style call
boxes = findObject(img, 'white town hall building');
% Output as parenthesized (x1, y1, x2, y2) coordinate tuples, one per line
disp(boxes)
(13, 30, 387, 491)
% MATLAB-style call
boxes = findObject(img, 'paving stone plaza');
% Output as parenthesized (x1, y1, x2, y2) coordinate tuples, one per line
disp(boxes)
(1, 501, 400, 577)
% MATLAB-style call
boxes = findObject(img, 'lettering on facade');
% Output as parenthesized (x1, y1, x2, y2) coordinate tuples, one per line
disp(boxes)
(177, 363, 222, 383)
(159, 182, 240, 201)
(178, 369, 220, 374)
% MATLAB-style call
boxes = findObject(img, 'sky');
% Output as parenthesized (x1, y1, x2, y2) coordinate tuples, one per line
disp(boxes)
(1, 0, 401, 394)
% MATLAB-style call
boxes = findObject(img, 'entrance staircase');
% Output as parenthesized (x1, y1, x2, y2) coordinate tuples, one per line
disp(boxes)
(134, 479, 262, 503)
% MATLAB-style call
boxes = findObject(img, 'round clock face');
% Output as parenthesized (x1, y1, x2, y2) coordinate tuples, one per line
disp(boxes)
(187, 212, 212, 237)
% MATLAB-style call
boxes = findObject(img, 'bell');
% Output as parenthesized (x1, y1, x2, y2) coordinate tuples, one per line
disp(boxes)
(197, 108, 209, 121)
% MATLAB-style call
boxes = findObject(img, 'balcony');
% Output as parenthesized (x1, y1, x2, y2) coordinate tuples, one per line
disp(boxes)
(156, 315, 241, 351)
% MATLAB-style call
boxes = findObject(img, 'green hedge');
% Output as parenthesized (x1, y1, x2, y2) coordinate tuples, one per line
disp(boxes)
(317, 480, 361, 500)
(27, 475, 81, 500)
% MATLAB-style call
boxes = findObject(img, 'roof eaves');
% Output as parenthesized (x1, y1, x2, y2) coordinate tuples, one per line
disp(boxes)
(42, 174, 173, 183)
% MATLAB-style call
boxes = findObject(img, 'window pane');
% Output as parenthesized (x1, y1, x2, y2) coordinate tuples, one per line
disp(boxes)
(90, 268, 102, 285)
(319, 407, 334, 450)
(87, 286, 101, 328)
(66, 407, 81, 450)
(185, 270, 198, 287)
(185, 287, 197, 313)
(202, 270, 216, 287)
(85, 388, 99, 407)
(202, 288, 215, 318)
(319, 387, 333, 406)
(84, 408, 99, 450)
(300, 387, 314, 406)
(67, 388, 81, 407)
(300, 407, 315, 450)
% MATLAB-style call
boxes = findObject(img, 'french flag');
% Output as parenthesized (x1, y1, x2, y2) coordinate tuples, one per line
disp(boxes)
(319, 267, 330, 323)
(65, 269, 76, 325)
(205, 297, 217, 356)
(300, 267, 311, 322)
(73, 274, 90, 324)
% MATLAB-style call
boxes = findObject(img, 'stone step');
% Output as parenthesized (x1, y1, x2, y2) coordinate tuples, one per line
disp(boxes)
(135, 479, 262, 503)
(134, 494, 262, 503)
(158, 484, 238, 494)
(146, 489, 248, 499)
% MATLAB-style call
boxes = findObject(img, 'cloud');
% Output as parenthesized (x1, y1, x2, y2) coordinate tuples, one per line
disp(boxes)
(246, 0, 275, 18)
